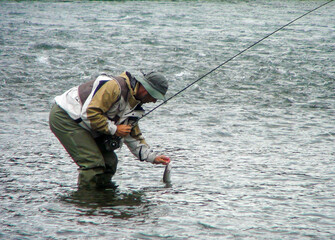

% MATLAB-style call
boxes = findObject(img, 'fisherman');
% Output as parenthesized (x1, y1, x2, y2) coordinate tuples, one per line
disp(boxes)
(49, 71, 170, 189)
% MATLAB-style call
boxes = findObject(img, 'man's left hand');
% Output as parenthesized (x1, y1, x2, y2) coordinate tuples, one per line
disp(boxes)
(154, 155, 170, 165)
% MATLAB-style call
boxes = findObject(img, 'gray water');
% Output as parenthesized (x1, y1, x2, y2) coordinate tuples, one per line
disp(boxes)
(1, 0, 335, 239)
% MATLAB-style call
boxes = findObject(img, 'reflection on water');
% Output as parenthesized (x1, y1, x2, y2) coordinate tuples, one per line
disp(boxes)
(60, 188, 148, 219)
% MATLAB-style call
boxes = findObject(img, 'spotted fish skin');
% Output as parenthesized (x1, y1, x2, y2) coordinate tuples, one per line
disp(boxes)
(163, 163, 172, 183)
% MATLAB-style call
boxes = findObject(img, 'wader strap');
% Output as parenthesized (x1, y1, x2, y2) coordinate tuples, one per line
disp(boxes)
(74, 118, 82, 123)
(78, 79, 95, 105)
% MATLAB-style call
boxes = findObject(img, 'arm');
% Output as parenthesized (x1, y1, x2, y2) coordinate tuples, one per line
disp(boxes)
(124, 124, 170, 165)
(81, 80, 121, 135)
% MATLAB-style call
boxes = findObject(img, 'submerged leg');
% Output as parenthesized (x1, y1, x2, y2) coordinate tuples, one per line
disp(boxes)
(49, 104, 116, 189)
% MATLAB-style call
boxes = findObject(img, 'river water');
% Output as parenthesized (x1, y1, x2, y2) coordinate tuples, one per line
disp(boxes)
(1, 0, 334, 239)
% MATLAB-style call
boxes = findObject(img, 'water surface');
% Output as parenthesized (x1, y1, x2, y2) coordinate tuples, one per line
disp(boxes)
(0, 0, 334, 239)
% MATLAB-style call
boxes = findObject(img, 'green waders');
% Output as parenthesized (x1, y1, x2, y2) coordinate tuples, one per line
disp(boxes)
(49, 104, 118, 189)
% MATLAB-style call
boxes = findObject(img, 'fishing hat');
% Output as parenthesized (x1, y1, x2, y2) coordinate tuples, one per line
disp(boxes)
(137, 71, 168, 100)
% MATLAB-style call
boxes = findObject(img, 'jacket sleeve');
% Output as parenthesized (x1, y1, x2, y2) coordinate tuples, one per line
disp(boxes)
(81, 80, 121, 135)
(123, 124, 157, 163)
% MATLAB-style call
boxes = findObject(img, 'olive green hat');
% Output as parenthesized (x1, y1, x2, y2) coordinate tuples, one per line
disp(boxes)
(137, 71, 168, 100)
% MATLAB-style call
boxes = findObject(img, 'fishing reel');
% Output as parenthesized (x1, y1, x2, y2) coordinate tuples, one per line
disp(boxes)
(103, 135, 121, 152)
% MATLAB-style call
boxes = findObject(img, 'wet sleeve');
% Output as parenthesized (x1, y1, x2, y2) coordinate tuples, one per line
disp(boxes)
(82, 80, 121, 135)
(123, 124, 157, 163)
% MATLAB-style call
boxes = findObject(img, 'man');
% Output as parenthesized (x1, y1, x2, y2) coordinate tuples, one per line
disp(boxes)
(49, 71, 170, 189)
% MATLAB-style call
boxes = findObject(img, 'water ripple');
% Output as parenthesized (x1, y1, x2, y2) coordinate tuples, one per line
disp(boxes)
(1, 0, 334, 239)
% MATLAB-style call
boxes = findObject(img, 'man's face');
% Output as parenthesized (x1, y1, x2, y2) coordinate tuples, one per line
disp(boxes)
(136, 84, 157, 104)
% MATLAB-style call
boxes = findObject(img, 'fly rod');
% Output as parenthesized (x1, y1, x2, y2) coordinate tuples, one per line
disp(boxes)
(137, 0, 333, 122)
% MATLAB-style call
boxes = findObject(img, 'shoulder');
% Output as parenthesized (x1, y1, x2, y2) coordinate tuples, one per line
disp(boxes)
(90, 77, 121, 103)
(95, 76, 120, 92)
(104, 80, 122, 98)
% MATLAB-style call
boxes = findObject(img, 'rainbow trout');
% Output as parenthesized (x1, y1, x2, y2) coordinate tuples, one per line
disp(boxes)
(163, 163, 172, 183)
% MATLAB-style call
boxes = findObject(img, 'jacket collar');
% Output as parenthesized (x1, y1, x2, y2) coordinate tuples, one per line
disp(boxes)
(119, 72, 141, 108)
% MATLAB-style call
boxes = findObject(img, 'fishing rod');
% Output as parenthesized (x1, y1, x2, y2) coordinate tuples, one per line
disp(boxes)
(138, 0, 333, 121)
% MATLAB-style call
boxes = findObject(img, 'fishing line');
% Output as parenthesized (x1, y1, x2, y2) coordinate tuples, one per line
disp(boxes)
(138, 0, 334, 121)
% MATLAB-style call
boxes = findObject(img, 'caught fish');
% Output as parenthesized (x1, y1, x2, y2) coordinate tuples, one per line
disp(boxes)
(163, 163, 172, 183)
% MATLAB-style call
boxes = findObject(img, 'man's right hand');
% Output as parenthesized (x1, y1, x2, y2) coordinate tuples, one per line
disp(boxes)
(115, 124, 132, 137)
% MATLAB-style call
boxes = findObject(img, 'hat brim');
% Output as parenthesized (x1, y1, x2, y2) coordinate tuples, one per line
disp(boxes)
(137, 77, 166, 101)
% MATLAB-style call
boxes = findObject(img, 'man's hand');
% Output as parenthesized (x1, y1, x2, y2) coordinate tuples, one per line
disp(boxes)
(154, 155, 170, 165)
(115, 124, 132, 137)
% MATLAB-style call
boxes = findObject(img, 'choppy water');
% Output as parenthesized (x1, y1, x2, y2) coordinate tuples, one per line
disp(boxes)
(1, 0, 334, 239)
